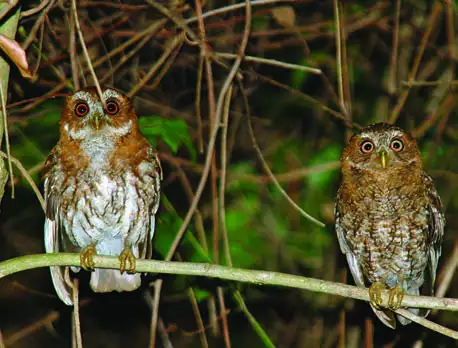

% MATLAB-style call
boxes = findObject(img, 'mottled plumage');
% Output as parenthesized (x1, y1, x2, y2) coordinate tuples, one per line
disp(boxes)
(44, 87, 162, 305)
(335, 123, 444, 328)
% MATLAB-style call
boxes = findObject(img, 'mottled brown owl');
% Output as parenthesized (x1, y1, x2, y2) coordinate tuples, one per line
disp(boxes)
(335, 123, 445, 328)
(44, 87, 162, 305)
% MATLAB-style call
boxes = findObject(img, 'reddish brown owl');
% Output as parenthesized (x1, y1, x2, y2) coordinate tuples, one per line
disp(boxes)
(44, 87, 162, 305)
(335, 123, 444, 328)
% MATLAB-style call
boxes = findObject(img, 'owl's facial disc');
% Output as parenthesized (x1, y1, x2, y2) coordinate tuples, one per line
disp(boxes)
(64, 89, 133, 141)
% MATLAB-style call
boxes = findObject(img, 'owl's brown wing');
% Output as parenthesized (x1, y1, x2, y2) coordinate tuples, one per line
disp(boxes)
(424, 174, 445, 296)
(334, 190, 365, 288)
(140, 148, 162, 260)
(335, 189, 397, 329)
(43, 150, 74, 306)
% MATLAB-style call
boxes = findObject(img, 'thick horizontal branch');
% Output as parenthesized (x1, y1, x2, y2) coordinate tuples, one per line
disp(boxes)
(1, 253, 458, 313)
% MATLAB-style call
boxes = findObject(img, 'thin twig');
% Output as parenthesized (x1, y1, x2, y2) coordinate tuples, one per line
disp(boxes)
(218, 86, 233, 348)
(157, 318, 174, 348)
(338, 269, 346, 348)
(69, 6, 80, 90)
(195, 53, 204, 153)
(219, 85, 233, 268)
(0, 85, 14, 198)
(364, 318, 373, 348)
(22, 0, 52, 18)
(149, 279, 163, 348)
(147, 0, 198, 42)
(160, 152, 340, 184)
(0, 151, 45, 210)
(144, 40, 182, 90)
(128, 33, 184, 97)
(389, 2, 443, 124)
(244, 89, 325, 227)
(215, 52, 321, 74)
(436, 241, 458, 301)
(233, 291, 275, 348)
(445, 0, 455, 73)
(32, 16, 45, 77)
(99, 31, 155, 85)
(22, 0, 55, 50)
(217, 287, 231, 348)
(333, 0, 345, 115)
(0, 330, 4, 348)
(251, 72, 356, 128)
(71, 0, 104, 102)
(71, 279, 83, 348)
(0, 0, 19, 22)
(388, 0, 401, 95)
(188, 288, 209, 348)
(395, 308, 458, 339)
(4, 311, 59, 345)
(339, 2, 351, 120)
(185, 0, 293, 24)
(400, 80, 458, 87)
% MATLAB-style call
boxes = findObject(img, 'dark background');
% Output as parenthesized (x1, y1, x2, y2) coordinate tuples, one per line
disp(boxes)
(0, 1, 457, 347)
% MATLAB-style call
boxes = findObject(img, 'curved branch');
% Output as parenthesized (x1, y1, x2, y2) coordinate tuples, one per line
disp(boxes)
(2, 254, 458, 338)
(1, 253, 458, 312)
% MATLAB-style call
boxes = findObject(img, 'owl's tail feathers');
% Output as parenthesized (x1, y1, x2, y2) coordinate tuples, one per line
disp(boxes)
(370, 303, 397, 329)
(49, 266, 74, 306)
(396, 286, 422, 326)
(396, 307, 420, 326)
(90, 269, 141, 293)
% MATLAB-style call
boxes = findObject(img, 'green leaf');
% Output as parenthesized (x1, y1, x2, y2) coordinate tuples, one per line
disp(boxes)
(139, 116, 195, 160)
(193, 288, 212, 302)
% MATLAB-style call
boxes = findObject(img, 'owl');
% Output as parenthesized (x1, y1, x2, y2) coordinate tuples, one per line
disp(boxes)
(43, 87, 162, 305)
(335, 123, 445, 328)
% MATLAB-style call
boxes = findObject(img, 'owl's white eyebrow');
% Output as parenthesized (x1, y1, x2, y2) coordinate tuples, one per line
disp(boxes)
(71, 91, 93, 101)
(103, 89, 121, 100)
(358, 132, 374, 138)
(390, 131, 404, 138)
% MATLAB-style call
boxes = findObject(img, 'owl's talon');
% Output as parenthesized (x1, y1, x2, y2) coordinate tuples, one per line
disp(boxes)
(388, 286, 404, 310)
(119, 247, 136, 274)
(80, 244, 97, 271)
(369, 282, 385, 310)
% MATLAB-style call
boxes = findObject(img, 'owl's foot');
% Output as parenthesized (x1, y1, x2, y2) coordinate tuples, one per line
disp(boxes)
(80, 244, 97, 271)
(119, 247, 136, 274)
(388, 286, 404, 310)
(369, 282, 385, 310)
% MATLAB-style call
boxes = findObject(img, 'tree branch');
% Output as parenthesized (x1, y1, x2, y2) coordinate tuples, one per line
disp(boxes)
(2, 254, 458, 338)
(1, 253, 458, 312)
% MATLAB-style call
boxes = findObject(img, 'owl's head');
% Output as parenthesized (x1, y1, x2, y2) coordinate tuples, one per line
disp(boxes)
(342, 123, 422, 172)
(60, 87, 139, 141)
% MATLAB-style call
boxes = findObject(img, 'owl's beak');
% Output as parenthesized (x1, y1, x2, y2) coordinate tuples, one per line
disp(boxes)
(378, 149, 387, 169)
(90, 113, 102, 131)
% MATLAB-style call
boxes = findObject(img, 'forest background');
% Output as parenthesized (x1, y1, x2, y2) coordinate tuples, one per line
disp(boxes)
(0, 1, 457, 347)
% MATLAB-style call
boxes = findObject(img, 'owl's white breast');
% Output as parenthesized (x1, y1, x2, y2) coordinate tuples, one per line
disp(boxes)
(58, 157, 158, 257)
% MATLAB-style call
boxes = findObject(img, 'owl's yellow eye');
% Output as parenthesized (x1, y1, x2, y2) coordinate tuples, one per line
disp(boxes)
(390, 139, 404, 152)
(106, 100, 120, 115)
(75, 102, 89, 117)
(360, 140, 374, 154)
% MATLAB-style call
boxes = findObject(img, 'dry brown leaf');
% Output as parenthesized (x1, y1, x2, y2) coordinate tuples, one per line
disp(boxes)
(271, 6, 296, 28)
(0, 34, 33, 79)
